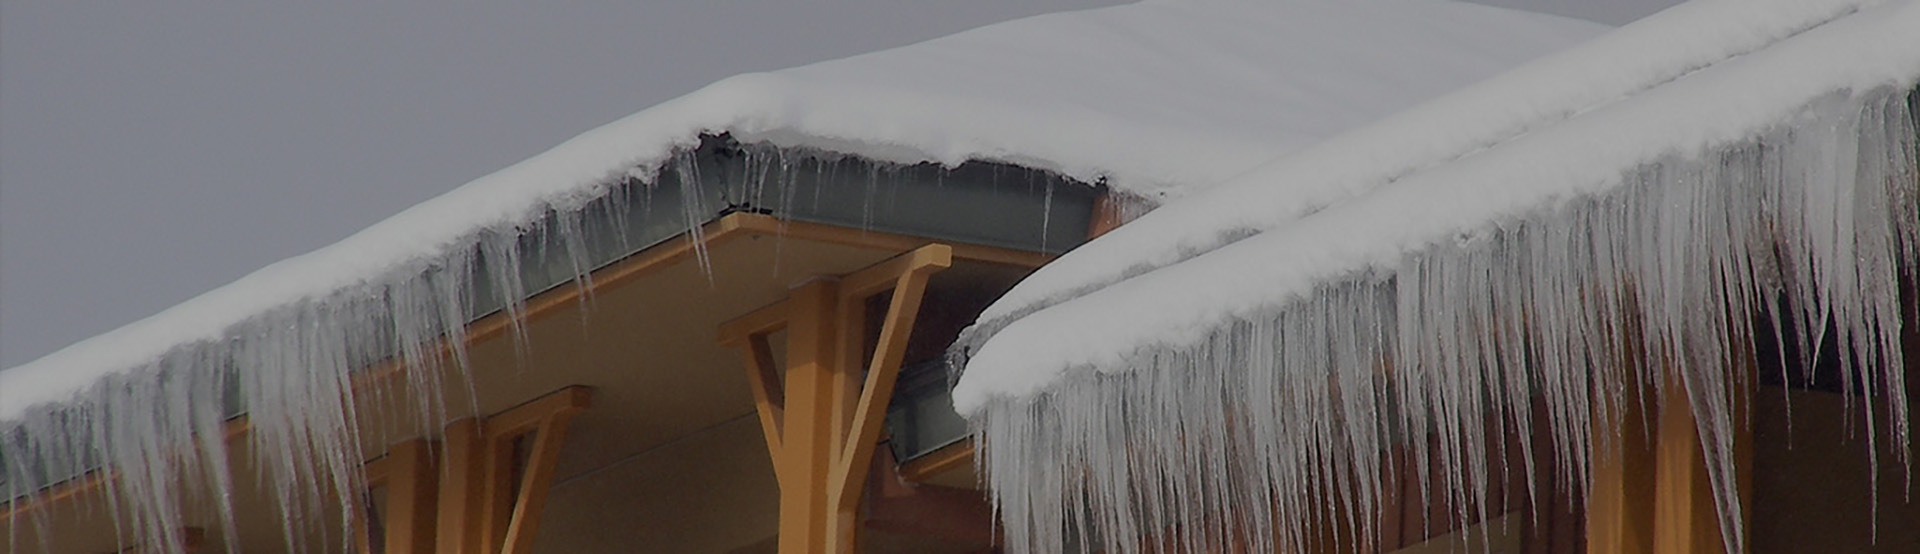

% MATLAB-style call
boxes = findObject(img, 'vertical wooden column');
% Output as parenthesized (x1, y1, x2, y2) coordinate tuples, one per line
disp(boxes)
(829, 282, 867, 553)
(1587, 369, 1751, 554)
(780, 279, 842, 554)
(1652, 373, 1752, 554)
(477, 430, 519, 554)
(385, 439, 441, 554)
(436, 418, 486, 554)
(1588, 394, 1656, 554)
(1652, 382, 1723, 554)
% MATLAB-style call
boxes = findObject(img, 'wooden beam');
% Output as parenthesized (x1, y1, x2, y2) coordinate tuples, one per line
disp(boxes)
(1652, 375, 1749, 554)
(468, 385, 587, 552)
(828, 266, 936, 554)
(718, 300, 790, 348)
(779, 279, 841, 554)
(836, 245, 953, 300)
(478, 427, 518, 554)
(721, 245, 955, 554)
(483, 387, 592, 441)
(729, 214, 1048, 270)
(831, 248, 948, 512)
(475, 387, 591, 554)
(899, 441, 974, 484)
(381, 439, 439, 554)
(435, 418, 486, 554)
(498, 415, 578, 554)
(1588, 383, 1657, 554)
(1652, 384, 1718, 554)
(742, 333, 788, 481)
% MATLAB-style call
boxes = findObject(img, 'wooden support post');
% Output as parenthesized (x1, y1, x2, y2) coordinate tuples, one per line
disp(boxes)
(1652, 382, 1722, 554)
(385, 439, 440, 554)
(719, 245, 953, 554)
(1588, 384, 1656, 554)
(780, 279, 842, 554)
(1651, 375, 1751, 554)
(436, 418, 486, 554)
(477, 429, 519, 554)
(1587, 369, 1751, 554)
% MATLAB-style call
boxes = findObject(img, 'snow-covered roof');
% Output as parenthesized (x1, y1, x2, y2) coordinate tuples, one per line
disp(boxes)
(0, 0, 1603, 419)
(954, 0, 1919, 551)
(954, 0, 1919, 410)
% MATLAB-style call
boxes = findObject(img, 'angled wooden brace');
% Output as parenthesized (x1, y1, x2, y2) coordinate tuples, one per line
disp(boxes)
(718, 244, 952, 554)
(416, 386, 589, 554)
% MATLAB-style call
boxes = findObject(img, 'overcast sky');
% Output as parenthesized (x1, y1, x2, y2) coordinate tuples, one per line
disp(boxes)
(0, 0, 1678, 369)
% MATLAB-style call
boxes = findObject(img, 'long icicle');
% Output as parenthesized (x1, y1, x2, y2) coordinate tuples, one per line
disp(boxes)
(969, 85, 1918, 554)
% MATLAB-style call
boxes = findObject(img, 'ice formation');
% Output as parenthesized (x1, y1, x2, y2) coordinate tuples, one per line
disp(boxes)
(0, 1, 1603, 552)
(956, 1, 1920, 553)
(970, 0, 1888, 356)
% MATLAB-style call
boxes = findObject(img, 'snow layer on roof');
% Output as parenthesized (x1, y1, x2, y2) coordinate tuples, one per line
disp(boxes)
(956, 1, 1919, 551)
(963, 0, 1885, 371)
(954, 0, 1912, 408)
(961, 0, 1920, 405)
(0, 0, 1603, 419)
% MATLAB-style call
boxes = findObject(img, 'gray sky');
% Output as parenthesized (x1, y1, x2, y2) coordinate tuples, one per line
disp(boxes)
(0, 0, 1676, 369)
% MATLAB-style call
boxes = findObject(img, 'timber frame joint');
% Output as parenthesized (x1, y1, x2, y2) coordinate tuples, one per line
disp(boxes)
(718, 244, 952, 554)
(355, 385, 592, 554)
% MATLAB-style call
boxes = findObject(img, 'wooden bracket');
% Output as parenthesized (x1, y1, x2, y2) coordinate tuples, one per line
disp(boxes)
(718, 244, 952, 554)
(478, 387, 590, 554)
(353, 386, 589, 554)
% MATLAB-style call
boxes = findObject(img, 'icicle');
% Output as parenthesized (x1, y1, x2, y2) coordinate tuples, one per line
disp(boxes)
(670, 149, 715, 278)
(0, 132, 1098, 552)
(966, 86, 1918, 554)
